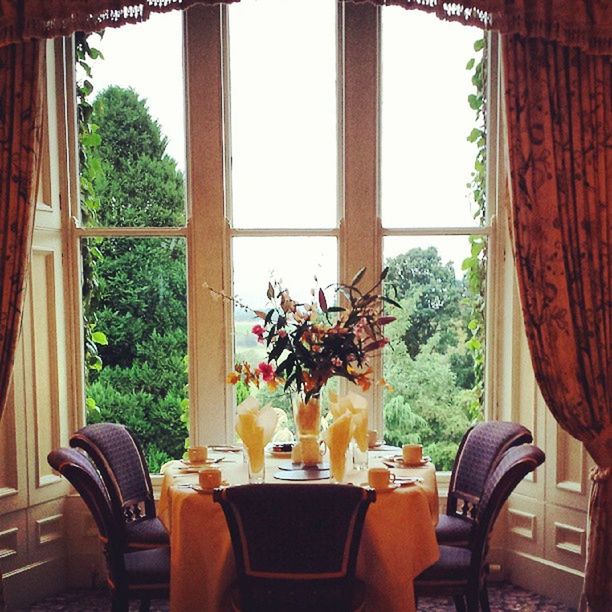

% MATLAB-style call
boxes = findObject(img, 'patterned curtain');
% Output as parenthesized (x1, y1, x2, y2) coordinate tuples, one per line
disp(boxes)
(0, 1, 610, 53)
(503, 35, 611, 611)
(0, 40, 44, 611)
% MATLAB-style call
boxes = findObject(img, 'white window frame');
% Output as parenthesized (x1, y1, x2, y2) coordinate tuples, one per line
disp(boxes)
(60, 1, 502, 449)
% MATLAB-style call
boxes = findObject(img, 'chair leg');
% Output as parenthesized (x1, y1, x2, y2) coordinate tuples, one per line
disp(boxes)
(479, 586, 490, 612)
(453, 595, 467, 612)
(466, 589, 480, 611)
(139, 597, 151, 612)
(111, 593, 129, 612)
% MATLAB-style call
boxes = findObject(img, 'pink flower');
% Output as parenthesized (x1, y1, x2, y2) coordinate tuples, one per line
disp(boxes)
(278, 329, 287, 338)
(252, 324, 265, 342)
(258, 361, 276, 382)
(331, 356, 343, 367)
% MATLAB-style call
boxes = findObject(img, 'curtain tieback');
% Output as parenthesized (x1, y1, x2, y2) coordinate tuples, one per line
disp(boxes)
(589, 466, 610, 482)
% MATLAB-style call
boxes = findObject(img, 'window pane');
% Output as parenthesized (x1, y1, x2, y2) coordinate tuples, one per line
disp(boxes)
(82, 237, 188, 471)
(228, 0, 337, 229)
(232, 236, 337, 433)
(79, 12, 186, 227)
(380, 10, 481, 228)
(382, 236, 485, 471)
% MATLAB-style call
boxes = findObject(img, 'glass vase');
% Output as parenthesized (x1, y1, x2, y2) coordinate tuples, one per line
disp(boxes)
(292, 394, 321, 437)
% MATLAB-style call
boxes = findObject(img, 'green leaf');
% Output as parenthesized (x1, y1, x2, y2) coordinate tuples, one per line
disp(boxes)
(91, 330, 108, 345)
(267, 282, 274, 300)
(350, 267, 366, 287)
(382, 295, 402, 309)
(467, 128, 481, 143)
(474, 38, 485, 51)
(466, 58, 475, 70)
(82, 132, 101, 147)
(468, 94, 481, 110)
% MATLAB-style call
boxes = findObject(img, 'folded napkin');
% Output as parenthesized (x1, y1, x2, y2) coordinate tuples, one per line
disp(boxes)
(330, 391, 369, 453)
(325, 409, 353, 481)
(235, 396, 278, 474)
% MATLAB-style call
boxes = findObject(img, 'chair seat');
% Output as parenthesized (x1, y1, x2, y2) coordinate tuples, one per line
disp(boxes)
(415, 545, 471, 585)
(125, 517, 169, 549)
(124, 546, 171, 589)
(230, 577, 367, 612)
(435, 514, 473, 546)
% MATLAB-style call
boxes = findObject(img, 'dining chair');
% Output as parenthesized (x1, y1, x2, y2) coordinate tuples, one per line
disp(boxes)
(437, 421, 533, 547)
(69, 422, 169, 551)
(414, 443, 545, 611)
(213, 483, 376, 612)
(47, 447, 170, 612)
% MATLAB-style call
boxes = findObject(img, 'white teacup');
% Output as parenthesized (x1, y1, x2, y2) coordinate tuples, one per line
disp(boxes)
(188, 445, 208, 465)
(368, 467, 396, 489)
(198, 466, 222, 490)
(402, 444, 423, 465)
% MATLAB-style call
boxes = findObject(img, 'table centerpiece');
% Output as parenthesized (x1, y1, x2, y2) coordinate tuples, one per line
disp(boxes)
(212, 267, 398, 480)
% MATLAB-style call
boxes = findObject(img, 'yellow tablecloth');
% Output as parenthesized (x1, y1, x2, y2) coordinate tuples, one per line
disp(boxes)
(158, 452, 439, 612)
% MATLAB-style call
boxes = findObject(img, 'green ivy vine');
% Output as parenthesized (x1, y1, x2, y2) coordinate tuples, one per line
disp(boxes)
(462, 36, 487, 420)
(75, 31, 107, 419)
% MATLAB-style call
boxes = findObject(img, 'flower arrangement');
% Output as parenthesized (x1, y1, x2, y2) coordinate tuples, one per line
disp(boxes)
(219, 267, 399, 402)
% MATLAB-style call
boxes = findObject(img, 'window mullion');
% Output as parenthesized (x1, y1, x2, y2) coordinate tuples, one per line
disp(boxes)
(185, 4, 230, 445)
(341, 1, 382, 429)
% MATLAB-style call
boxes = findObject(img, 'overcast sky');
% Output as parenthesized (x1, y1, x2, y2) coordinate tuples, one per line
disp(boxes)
(86, 1, 482, 303)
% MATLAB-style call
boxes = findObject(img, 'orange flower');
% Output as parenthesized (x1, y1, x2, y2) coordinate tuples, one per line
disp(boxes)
(226, 371, 240, 385)
(354, 367, 373, 391)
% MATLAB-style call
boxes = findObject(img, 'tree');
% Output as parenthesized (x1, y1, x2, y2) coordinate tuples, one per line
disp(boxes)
(385, 247, 464, 359)
(382, 249, 479, 470)
(84, 86, 188, 470)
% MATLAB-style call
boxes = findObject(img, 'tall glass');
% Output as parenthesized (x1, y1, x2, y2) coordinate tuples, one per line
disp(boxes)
(245, 445, 265, 484)
(351, 406, 368, 471)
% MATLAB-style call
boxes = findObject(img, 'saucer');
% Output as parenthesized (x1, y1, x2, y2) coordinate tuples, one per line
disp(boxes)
(266, 449, 293, 459)
(181, 458, 218, 467)
(190, 481, 228, 494)
(360, 482, 400, 493)
(386, 455, 431, 468)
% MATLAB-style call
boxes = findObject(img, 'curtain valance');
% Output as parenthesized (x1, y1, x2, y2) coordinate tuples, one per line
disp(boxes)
(0, 0, 236, 48)
(357, 1, 612, 55)
(1, 0, 611, 55)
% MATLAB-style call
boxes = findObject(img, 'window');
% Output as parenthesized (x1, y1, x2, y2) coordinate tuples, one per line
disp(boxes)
(70, 1, 494, 471)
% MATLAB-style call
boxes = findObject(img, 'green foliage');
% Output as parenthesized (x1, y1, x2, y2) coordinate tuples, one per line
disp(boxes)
(462, 36, 487, 413)
(385, 248, 463, 359)
(81, 81, 188, 465)
(76, 31, 106, 392)
(382, 250, 479, 470)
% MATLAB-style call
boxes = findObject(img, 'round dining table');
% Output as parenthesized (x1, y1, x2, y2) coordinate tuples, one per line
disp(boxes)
(158, 449, 440, 611)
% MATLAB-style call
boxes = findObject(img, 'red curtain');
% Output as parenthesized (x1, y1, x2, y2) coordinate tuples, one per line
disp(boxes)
(0, 39, 44, 611)
(503, 34, 611, 610)
(0, 40, 44, 417)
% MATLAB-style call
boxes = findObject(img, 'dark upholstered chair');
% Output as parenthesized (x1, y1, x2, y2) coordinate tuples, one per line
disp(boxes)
(48, 448, 169, 612)
(415, 444, 545, 612)
(437, 421, 533, 547)
(69, 423, 169, 551)
(213, 484, 376, 612)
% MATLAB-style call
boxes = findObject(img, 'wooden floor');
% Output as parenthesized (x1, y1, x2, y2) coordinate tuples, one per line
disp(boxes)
(21, 581, 576, 611)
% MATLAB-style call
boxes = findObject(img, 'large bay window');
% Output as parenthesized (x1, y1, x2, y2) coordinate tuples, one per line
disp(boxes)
(66, 0, 496, 470)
